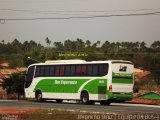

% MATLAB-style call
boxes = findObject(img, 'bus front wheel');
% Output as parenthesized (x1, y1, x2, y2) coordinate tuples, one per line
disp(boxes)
(36, 91, 43, 102)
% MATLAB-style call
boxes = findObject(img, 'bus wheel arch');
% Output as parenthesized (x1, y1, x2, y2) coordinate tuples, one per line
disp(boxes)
(35, 89, 43, 102)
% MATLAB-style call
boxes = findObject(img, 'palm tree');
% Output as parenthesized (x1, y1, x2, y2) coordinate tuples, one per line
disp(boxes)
(1, 40, 5, 44)
(45, 37, 51, 47)
(96, 41, 101, 48)
(140, 42, 146, 51)
(76, 38, 85, 52)
(101, 41, 110, 52)
(86, 40, 91, 47)
(150, 41, 160, 52)
(135, 41, 140, 49)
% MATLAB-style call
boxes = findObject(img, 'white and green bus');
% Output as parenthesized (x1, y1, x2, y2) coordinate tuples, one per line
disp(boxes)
(25, 60, 134, 105)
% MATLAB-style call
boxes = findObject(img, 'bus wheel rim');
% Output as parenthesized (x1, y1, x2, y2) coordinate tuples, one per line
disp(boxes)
(83, 95, 88, 103)
(37, 94, 42, 101)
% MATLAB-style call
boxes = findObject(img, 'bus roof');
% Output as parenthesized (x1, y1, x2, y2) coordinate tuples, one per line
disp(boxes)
(45, 59, 86, 63)
(28, 60, 133, 67)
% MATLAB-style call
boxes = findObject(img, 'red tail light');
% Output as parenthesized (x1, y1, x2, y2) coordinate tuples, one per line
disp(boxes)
(109, 85, 112, 92)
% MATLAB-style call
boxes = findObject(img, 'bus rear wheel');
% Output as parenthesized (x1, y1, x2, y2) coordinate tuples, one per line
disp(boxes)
(36, 91, 43, 102)
(81, 92, 90, 104)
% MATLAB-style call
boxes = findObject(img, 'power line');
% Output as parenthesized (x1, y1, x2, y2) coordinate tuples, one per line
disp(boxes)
(1, 11, 160, 21)
(1, 7, 160, 14)
(0, 8, 160, 23)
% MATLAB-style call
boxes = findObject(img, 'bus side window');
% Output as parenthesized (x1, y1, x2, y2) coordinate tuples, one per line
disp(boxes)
(40, 66, 45, 76)
(87, 64, 92, 76)
(70, 65, 75, 76)
(44, 65, 50, 77)
(81, 65, 87, 76)
(35, 66, 41, 77)
(76, 65, 81, 76)
(65, 65, 70, 76)
(49, 66, 55, 76)
(55, 66, 60, 76)
(104, 64, 109, 75)
(98, 64, 105, 76)
(59, 66, 64, 76)
(92, 64, 98, 76)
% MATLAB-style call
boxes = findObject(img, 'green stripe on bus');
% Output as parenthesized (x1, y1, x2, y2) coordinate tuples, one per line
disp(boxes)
(33, 78, 107, 94)
(112, 78, 133, 84)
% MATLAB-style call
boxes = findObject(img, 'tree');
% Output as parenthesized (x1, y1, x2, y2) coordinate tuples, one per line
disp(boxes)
(150, 41, 160, 52)
(140, 41, 146, 52)
(54, 42, 64, 52)
(45, 37, 51, 47)
(64, 39, 73, 52)
(92, 42, 97, 49)
(76, 38, 85, 52)
(9, 54, 24, 67)
(11, 38, 23, 53)
(1, 40, 5, 44)
(115, 42, 121, 51)
(96, 41, 101, 48)
(2, 73, 25, 98)
(23, 41, 29, 51)
(85, 40, 91, 47)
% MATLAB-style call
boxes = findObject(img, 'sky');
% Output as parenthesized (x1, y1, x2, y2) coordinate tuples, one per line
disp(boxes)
(0, 0, 160, 46)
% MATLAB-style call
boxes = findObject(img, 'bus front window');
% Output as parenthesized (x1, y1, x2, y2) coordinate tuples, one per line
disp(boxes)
(25, 66, 35, 88)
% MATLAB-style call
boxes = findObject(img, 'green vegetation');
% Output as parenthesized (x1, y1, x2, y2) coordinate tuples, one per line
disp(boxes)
(0, 38, 160, 85)
(2, 73, 25, 98)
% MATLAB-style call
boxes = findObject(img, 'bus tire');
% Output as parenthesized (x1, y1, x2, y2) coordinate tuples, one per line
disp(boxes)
(100, 101, 111, 106)
(36, 90, 43, 102)
(56, 99, 63, 103)
(81, 91, 89, 104)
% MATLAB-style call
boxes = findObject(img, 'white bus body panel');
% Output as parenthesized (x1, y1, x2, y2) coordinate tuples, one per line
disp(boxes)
(112, 62, 134, 93)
